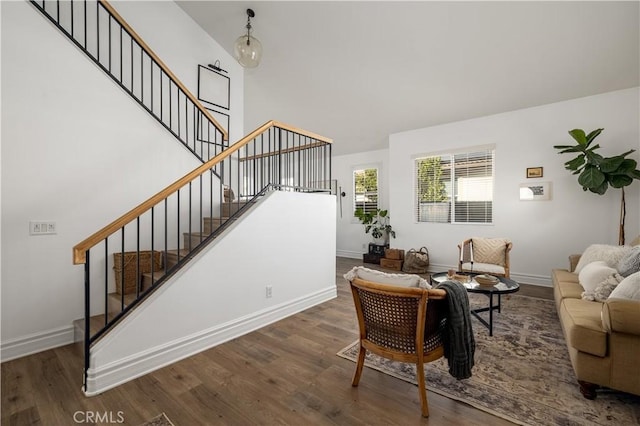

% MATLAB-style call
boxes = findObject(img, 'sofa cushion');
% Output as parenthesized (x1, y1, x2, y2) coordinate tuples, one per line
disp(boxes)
(343, 266, 431, 289)
(609, 271, 640, 300)
(617, 246, 640, 277)
(552, 269, 582, 299)
(560, 298, 608, 357)
(578, 261, 617, 293)
(574, 244, 633, 273)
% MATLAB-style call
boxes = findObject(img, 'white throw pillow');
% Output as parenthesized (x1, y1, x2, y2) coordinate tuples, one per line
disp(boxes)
(344, 266, 431, 289)
(575, 244, 633, 273)
(608, 271, 640, 300)
(578, 261, 618, 293)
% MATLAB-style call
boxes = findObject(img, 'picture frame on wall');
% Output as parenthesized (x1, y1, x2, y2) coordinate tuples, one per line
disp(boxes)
(197, 65, 230, 110)
(519, 181, 551, 201)
(526, 167, 543, 178)
(206, 108, 229, 136)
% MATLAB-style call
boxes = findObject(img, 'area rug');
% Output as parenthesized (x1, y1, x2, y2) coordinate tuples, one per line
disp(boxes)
(337, 294, 640, 425)
(138, 413, 175, 426)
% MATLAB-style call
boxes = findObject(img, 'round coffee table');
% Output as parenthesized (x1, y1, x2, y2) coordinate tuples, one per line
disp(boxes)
(430, 272, 520, 336)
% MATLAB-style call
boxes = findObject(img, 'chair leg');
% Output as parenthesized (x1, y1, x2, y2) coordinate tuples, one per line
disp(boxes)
(416, 362, 429, 417)
(352, 345, 366, 387)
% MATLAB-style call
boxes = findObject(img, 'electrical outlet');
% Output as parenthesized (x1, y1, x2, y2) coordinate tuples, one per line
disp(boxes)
(266, 285, 273, 298)
(30, 221, 56, 235)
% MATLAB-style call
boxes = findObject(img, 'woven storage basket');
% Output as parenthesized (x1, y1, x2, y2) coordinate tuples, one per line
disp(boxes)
(113, 251, 163, 294)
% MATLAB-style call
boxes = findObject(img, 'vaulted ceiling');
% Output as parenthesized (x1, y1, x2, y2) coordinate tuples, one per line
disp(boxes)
(177, 1, 639, 156)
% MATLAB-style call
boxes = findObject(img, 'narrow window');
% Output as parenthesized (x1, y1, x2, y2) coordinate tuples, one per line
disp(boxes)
(353, 168, 378, 216)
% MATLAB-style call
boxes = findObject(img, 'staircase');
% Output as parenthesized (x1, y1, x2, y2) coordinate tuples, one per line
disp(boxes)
(30, 0, 335, 395)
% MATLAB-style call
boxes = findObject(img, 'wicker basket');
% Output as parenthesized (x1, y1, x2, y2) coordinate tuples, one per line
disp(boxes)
(113, 251, 163, 294)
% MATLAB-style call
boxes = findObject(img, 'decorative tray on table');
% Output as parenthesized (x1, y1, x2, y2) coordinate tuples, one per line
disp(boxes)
(474, 274, 499, 287)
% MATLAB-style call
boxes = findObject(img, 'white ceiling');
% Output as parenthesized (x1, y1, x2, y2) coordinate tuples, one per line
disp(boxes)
(176, 1, 639, 156)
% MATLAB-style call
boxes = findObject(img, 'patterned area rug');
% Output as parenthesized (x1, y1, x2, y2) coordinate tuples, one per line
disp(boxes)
(138, 413, 175, 426)
(337, 294, 640, 425)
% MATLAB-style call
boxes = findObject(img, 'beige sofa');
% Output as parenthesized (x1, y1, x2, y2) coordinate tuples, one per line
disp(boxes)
(552, 255, 640, 399)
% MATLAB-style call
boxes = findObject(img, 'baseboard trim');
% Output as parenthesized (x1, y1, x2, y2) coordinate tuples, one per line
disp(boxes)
(84, 286, 337, 396)
(336, 250, 362, 259)
(1, 325, 75, 362)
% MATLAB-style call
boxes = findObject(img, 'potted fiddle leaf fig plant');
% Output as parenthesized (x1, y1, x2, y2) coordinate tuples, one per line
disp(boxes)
(554, 128, 640, 244)
(354, 208, 396, 244)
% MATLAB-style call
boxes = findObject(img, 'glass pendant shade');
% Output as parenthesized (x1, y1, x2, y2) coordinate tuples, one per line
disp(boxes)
(234, 34, 262, 68)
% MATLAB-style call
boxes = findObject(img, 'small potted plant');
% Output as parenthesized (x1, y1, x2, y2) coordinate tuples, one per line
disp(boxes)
(354, 208, 396, 244)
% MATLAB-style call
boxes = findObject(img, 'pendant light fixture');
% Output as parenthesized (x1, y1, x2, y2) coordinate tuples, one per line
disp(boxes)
(233, 8, 262, 68)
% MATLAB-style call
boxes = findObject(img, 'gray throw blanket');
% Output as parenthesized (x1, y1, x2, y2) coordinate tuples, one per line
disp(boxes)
(436, 280, 475, 379)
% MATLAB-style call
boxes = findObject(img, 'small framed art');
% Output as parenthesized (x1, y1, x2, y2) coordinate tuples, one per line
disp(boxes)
(526, 167, 543, 178)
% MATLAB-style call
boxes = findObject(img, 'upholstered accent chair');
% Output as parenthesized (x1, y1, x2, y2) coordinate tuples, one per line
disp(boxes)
(345, 267, 447, 417)
(458, 237, 512, 278)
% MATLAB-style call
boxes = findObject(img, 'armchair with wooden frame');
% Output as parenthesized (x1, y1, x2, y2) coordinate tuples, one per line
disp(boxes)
(348, 276, 447, 417)
(458, 237, 512, 278)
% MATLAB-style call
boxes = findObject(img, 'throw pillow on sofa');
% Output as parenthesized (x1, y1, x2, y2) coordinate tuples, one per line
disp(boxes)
(574, 244, 633, 273)
(608, 271, 640, 300)
(578, 261, 618, 293)
(617, 246, 640, 277)
(582, 273, 624, 302)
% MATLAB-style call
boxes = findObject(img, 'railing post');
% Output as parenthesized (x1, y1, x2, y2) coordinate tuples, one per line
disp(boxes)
(278, 128, 283, 188)
(83, 250, 91, 392)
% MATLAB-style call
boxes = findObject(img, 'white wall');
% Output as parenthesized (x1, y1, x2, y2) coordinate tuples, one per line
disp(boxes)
(0, 1, 244, 359)
(86, 191, 337, 394)
(332, 149, 389, 258)
(387, 88, 640, 286)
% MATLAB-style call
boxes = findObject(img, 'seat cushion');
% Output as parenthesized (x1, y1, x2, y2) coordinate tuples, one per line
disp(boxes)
(344, 266, 431, 289)
(460, 262, 505, 275)
(560, 298, 607, 357)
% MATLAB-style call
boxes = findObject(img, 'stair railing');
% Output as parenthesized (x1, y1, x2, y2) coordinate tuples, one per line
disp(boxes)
(73, 120, 332, 391)
(29, 0, 228, 162)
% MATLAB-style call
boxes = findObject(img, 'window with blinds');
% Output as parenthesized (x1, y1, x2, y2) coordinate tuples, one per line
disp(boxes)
(353, 168, 378, 216)
(415, 148, 494, 223)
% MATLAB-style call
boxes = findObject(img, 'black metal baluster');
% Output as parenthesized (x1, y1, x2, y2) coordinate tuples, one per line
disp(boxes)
(120, 227, 125, 310)
(136, 217, 140, 298)
(176, 190, 181, 262)
(83, 250, 90, 392)
(70, 0, 74, 39)
(164, 199, 168, 274)
(188, 182, 192, 251)
(119, 26, 123, 83)
(150, 206, 155, 288)
(104, 238, 108, 327)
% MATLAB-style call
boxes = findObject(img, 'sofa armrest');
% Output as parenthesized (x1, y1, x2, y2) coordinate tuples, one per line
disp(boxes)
(602, 299, 640, 335)
(568, 254, 581, 272)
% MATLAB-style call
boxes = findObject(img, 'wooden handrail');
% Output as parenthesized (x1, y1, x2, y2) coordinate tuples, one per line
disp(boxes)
(72, 120, 331, 264)
(98, 0, 228, 142)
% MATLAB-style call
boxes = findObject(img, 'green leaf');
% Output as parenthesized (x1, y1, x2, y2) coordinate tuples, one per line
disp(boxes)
(378, 209, 388, 218)
(557, 146, 585, 154)
(569, 129, 587, 145)
(584, 151, 603, 165)
(610, 174, 633, 188)
(585, 128, 604, 146)
(564, 156, 585, 171)
(618, 158, 638, 174)
(600, 156, 626, 173)
(578, 165, 606, 189)
(364, 225, 372, 234)
(587, 181, 608, 194)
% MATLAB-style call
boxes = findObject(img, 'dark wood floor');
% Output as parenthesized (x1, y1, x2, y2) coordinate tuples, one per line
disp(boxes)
(1, 257, 552, 425)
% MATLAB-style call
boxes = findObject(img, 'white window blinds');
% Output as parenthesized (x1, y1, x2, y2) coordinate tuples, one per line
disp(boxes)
(415, 148, 494, 223)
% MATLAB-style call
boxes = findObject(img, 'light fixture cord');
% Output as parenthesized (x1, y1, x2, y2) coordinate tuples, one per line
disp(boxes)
(245, 15, 252, 46)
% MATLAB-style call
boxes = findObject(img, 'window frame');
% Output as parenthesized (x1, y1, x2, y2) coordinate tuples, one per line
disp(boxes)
(414, 145, 495, 225)
(352, 165, 380, 223)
